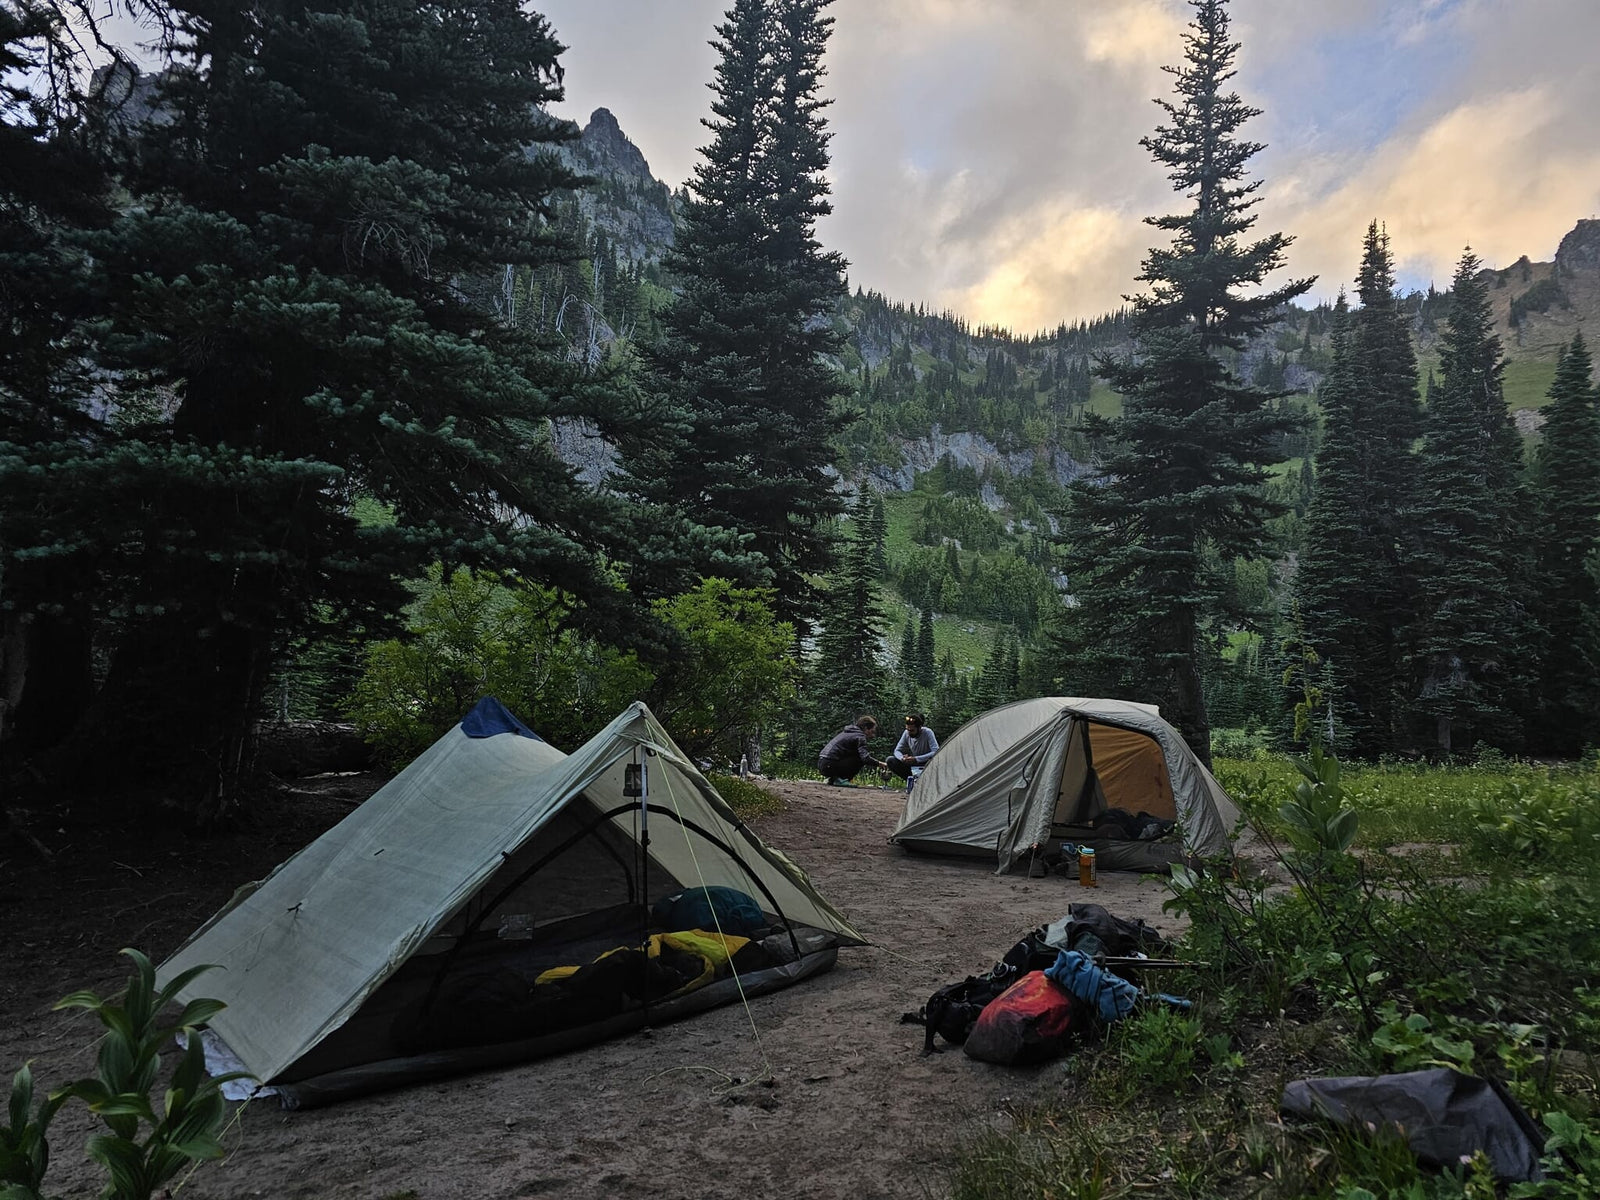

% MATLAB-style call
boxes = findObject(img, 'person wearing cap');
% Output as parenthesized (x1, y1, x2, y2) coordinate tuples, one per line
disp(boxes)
(885, 712, 938, 781)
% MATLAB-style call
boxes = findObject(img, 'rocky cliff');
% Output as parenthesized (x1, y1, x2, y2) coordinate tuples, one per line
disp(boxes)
(557, 108, 678, 264)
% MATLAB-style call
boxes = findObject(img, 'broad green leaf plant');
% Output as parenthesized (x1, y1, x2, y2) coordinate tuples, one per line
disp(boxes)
(2, 949, 245, 1200)
(1280, 744, 1360, 861)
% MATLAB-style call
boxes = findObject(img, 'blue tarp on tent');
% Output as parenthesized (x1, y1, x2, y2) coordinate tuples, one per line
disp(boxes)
(460, 697, 542, 741)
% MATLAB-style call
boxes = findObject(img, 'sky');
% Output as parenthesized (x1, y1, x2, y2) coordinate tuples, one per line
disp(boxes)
(534, 0, 1600, 333)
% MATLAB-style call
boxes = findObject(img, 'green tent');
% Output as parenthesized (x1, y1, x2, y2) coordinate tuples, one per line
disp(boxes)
(890, 697, 1241, 872)
(158, 699, 862, 1107)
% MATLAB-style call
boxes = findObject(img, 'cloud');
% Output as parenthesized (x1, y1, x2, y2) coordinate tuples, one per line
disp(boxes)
(536, 1, 1600, 328)
(1272, 86, 1600, 294)
(947, 203, 1150, 332)
(1082, 1, 1188, 68)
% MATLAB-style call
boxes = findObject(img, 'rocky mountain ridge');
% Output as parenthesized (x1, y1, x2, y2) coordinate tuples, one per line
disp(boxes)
(555, 108, 678, 265)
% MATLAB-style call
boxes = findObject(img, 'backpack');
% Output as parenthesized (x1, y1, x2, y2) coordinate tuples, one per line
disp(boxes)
(902, 928, 1059, 1054)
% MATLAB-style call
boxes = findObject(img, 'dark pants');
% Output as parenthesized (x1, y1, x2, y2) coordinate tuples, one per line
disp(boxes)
(818, 756, 869, 781)
(883, 757, 916, 780)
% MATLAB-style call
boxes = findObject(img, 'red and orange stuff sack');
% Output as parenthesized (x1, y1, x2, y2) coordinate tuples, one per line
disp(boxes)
(961, 970, 1082, 1065)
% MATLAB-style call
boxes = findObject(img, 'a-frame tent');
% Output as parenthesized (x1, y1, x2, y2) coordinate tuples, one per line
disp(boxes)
(889, 697, 1241, 872)
(158, 699, 862, 1107)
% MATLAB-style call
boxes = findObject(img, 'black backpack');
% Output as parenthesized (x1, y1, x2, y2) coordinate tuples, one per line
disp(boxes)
(903, 929, 1057, 1054)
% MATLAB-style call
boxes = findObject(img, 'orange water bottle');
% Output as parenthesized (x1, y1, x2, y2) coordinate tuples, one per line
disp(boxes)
(1078, 846, 1098, 887)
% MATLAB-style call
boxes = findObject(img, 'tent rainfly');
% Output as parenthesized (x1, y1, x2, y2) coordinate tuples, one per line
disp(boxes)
(158, 699, 863, 1108)
(889, 697, 1242, 872)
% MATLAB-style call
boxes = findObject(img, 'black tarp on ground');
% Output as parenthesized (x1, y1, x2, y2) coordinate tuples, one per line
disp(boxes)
(1281, 1067, 1546, 1182)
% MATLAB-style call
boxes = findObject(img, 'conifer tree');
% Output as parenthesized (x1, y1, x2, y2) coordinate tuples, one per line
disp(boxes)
(899, 615, 917, 684)
(915, 606, 937, 688)
(1529, 333, 1600, 753)
(623, 0, 849, 625)
(1296, 296, 1364, 751)
(807, 493, 889, 745)
(22, 2, 657, 815)
(0, 2, 119, 757)
(1405, 251, 1534, 754)
(1058, 0, 1311, 764)
(1297, 225, 1422, 756)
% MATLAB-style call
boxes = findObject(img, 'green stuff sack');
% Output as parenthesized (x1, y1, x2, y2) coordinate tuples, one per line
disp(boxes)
(650, 886, 766, 936)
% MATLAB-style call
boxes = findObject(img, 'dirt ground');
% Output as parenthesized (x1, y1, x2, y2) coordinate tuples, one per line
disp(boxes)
(0, 776, 1183, 1200)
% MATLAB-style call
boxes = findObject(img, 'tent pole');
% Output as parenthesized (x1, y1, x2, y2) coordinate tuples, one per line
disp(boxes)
(638, 749, 650, 1028)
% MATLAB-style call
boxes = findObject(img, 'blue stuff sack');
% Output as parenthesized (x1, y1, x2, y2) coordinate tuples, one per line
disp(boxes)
(651, 886, 766, 935)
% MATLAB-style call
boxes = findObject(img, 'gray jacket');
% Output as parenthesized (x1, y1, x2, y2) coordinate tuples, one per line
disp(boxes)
(893, 726, 939, 766)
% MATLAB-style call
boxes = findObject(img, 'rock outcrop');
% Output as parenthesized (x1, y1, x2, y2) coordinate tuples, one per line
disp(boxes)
(557, 108, 678, 263)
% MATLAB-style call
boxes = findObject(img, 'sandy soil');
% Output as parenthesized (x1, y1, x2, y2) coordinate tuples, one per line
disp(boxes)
(1, 777, 1183, 1200)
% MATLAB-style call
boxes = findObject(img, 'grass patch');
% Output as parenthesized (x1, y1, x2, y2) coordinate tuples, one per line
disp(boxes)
(947, 755, 1600, 1199)
(880, 591, 1003, 677)
(1083, 379, 1123, 419)
(1414, 352, 1559, 413)
(878, 490, 923, 564)
(708, 773, 784, 820)
(1504, 355, 1562, 411)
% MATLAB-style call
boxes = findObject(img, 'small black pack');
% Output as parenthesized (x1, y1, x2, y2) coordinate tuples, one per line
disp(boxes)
(902, 929, 1058, 1053)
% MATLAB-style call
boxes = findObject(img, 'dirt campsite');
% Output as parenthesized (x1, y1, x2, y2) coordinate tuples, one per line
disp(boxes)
(0, 775, 1180, 1200)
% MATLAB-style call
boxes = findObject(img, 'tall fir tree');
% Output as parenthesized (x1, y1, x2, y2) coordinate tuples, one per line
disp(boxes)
(1296, 295, 1365, 752)
(1405, 250, 1535, 754)
(1297, 225, 1422, 756)
(0, 2, 119, 763)
(16, 2, 659, 816)
(806, 493, 891, 750)
(1529, 333, 1600, 753)
(914, 606, 937, 688)
(1056, 0, 1311, 764)
(622, 0, 850, 626)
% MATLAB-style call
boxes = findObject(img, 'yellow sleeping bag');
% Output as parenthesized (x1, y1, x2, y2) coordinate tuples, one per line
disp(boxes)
(535, 928, 750, 998)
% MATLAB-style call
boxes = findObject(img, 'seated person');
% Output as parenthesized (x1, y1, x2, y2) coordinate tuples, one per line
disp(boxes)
(884, 712, 938, 780)
(817, 714, 886, 785)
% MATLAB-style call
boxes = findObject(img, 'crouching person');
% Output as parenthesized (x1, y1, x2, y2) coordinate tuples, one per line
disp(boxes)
(818, 715, 886, 786)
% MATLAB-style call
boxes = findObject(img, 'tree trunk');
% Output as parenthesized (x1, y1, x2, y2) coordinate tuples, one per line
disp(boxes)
(0, 612, 29, 750)
(59, 615, 270, 826)
(1169, 610, 1212, 768)
(10, 613, 94, 756)
(0, 614, 52, 859)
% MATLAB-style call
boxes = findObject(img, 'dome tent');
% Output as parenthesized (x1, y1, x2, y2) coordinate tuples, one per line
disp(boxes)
(158, 698, 862, 1108)
(889, 697, 1241, 872)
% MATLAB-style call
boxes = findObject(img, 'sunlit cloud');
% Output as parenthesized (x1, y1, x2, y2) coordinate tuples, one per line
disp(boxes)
(1272, 87, 1600, 294)
(1082, 1, 1188, 68)
(535, 0, 1600, 329)
(947, 203, 1149, 333)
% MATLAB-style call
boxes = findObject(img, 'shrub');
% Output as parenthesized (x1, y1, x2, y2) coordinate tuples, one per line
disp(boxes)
(2, 950, 243, 1200)
(647, 580, 797, 763)
(1109, 1005, 1204, 1093)
(347, 565, 652, 768)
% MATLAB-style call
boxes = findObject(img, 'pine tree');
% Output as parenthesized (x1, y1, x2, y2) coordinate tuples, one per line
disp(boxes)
(23, 2, 660, 816)
(1296, 296, 1364, 752)
(622, 0, 849, 626)
(807, 494, 890, 743)
(1405, 250, 1534, 754)
(1057, 0, 1311, 764)
(0, 2, 120, 759)
(1297, 225, 1423, 756)
(899, 614, 917, 683)
(915, 606, 937, 688)
(1529, 333, 1600, 753)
